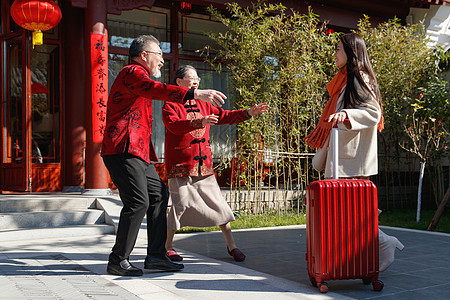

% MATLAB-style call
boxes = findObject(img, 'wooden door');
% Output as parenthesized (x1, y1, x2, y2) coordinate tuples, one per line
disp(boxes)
(29, 44, 62, 191)
(1, 36, 62, 192)
(1, 34, 31, 191)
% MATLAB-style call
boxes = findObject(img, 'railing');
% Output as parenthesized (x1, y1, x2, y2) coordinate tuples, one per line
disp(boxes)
(223, 150, 447, 214)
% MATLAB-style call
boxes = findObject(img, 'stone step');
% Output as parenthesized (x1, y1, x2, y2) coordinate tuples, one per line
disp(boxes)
(0, 224, 115, 242)
(0, 209, 105, 230)
(0, 197, 97, 213)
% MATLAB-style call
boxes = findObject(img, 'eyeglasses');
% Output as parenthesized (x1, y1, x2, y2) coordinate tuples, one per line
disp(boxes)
(143, 50, 163, 57)
(184, 77, 201, 82)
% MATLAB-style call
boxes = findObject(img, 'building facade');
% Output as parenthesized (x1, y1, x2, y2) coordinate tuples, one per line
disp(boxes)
(1, 0, 448, 193)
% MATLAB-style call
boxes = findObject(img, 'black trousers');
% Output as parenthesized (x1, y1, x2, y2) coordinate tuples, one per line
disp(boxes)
(103, 153, 169, 259)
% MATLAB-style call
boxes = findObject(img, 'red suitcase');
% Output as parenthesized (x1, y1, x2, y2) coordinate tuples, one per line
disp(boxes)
(305, 125, 383, 293)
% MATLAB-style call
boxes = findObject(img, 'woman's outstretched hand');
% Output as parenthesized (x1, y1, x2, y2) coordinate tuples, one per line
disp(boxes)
(248, 103, 269, 116)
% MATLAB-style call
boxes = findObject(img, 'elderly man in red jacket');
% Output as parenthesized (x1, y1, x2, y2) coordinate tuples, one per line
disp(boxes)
(101, 35, 226, 276)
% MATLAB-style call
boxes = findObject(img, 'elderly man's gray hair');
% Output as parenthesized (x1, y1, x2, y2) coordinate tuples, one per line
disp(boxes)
(129, 35, 160, 58)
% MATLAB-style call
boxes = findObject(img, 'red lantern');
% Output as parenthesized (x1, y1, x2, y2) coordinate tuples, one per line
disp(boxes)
(10, 0, 62, 48)
(180, 1, 192, 15)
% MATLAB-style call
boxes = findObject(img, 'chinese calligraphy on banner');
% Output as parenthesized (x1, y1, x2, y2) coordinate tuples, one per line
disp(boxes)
(90, 30, 108, 143)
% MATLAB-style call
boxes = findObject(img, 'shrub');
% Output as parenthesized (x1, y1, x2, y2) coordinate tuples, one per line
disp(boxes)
(203, 1, 448, 212)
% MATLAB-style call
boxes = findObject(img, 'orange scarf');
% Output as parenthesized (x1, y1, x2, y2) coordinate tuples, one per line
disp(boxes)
(304, 66, 347, 149)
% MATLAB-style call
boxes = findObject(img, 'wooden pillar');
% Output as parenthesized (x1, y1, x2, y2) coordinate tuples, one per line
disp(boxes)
(83, 0, 111, 195)
(61, 2, 85, 192)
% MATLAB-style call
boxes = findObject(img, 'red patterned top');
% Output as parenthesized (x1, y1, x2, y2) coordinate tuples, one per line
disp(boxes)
(101, 62, 189, 163)
(163, 99, 249, 178)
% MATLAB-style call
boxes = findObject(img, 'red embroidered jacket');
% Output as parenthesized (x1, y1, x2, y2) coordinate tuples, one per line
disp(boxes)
(101, 62, 189, 163)
(163, 99, 249, 178)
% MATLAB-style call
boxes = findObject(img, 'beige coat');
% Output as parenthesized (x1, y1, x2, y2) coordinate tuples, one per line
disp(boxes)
(312, 77, 381, 178)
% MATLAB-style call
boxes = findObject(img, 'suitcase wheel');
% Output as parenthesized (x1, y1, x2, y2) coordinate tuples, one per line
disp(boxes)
(372, 280, 384, 291)
(310, 277, 317, 287)
(319, 282, 329, 293)
(362, 277, 372, 285)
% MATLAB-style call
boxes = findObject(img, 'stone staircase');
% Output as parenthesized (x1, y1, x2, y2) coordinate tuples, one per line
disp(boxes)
(0, 195, 116, 241)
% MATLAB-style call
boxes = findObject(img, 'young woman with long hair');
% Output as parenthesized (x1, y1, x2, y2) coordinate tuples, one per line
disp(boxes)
(305, 33, 403, 272)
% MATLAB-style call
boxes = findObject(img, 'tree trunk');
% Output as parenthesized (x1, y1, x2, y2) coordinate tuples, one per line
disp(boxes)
(416, 161, 426, 223)
(427, 186, 450, 231)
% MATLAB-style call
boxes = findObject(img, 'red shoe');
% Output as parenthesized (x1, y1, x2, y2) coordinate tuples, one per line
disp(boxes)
(227, 247, 246, 262)
(166, 249, 183, 261)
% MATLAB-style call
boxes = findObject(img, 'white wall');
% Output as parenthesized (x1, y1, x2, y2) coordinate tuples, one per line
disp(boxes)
(408, 5, 450, 52)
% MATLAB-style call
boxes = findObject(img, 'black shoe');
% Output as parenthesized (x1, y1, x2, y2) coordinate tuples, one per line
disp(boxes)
(107, 253, 143, 276)
(144, 255, 184, 271)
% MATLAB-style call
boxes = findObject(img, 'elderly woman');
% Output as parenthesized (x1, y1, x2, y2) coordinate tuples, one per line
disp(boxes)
(163, 65, 269, 262)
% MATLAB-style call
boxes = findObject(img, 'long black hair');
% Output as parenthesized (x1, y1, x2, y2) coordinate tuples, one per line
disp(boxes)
(340, 33, 382, 110)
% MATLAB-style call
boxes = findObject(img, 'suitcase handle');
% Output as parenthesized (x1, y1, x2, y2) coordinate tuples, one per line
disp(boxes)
(331, 118, 349, 179)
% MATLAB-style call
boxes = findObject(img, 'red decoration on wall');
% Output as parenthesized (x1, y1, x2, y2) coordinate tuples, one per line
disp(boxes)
(181, 2, 191, 34)
(180, 1, 192, 15)
(326, 29, 335, 35)
(91, 30, 108, 143)
(10, 0, 62, 48)
(31, 82, 49, 94)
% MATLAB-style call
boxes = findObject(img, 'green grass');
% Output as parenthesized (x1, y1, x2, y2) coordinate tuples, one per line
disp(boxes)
(176, 208, 450, 234)
(177, 211, 306, 233)
(379, 209, 450, 234)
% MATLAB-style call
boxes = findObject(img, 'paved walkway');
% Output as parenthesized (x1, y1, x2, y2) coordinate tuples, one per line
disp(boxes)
(0, 232, 337, 299)
(1, 195, 449, 299)
(173, 225, 450, 299)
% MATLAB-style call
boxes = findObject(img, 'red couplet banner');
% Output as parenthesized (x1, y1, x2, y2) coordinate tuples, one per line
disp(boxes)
(90, 30, 108, 143)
